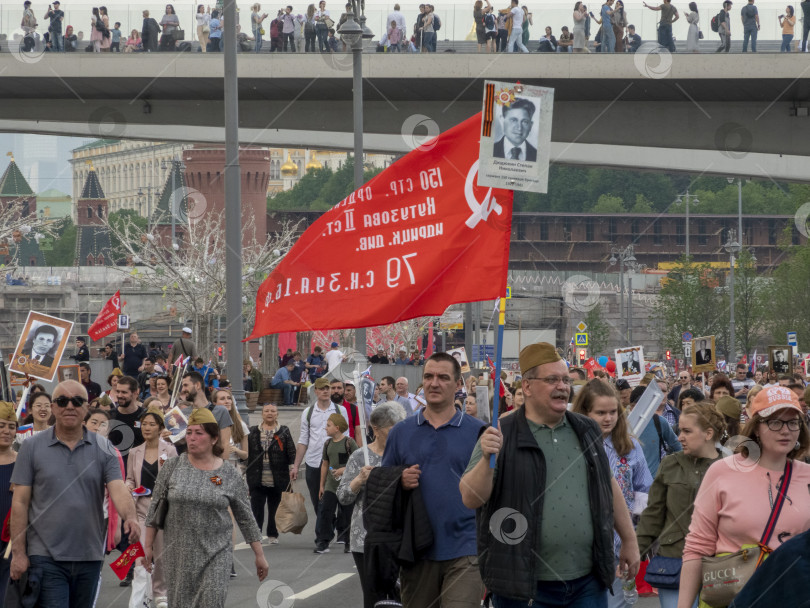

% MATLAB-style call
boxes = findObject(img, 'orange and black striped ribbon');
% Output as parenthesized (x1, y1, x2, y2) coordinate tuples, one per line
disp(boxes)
(482, 83, 495, 137)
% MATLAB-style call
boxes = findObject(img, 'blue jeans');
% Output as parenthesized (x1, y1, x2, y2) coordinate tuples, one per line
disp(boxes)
(316, 23, 328, 51)
(492, 574, 608, 608)
(208, 37, 221, 51)
(742, 26, 757, 51)
(254, 30, 263, 52)
(51, 32, 64, 51)
(658, 22, 674, 52)
(657, 587, 698, 608)
(601, 25, 615, 52)
(30, 556, 103, 608)
(271, 381, 295, 404)
(781, 33, 794, 51)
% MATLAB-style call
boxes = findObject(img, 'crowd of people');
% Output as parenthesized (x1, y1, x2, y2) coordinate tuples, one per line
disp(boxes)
(14, 0, 810, 56)
(3, 328, 810, 607)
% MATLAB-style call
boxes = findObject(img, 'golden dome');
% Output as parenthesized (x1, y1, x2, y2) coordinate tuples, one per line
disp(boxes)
(280, 154, 299, 177)
(305, 153, 323, 172)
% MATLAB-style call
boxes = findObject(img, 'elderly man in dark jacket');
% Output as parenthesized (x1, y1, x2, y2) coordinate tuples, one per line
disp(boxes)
(460, 342, 640, 607)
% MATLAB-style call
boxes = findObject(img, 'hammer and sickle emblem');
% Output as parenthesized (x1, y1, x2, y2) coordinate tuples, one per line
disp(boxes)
(465, 160, 502, 229)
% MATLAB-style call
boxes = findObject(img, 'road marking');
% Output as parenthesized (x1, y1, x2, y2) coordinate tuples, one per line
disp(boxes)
(291, 573, 355, 599)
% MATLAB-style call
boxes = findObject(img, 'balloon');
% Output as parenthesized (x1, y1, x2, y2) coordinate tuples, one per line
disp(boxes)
(598, 356, 609, 367)
(605, 359, 616, 373)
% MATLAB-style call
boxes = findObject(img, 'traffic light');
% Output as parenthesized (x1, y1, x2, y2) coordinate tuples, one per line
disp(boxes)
(217, 346, 223, 358)
(666, 350, 671, 360)
(579, 349, 586, 362)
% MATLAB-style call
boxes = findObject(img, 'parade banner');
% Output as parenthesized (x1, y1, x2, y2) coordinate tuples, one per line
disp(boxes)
(88, 291, 122, 342)
(249, 113, 514, 338)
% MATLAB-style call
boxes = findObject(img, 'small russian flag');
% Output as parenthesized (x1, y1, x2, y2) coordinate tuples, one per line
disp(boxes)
(16, 424, 33, 434)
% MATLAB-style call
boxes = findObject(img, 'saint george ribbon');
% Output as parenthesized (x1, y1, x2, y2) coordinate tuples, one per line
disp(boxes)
(249, 113, 514, 338)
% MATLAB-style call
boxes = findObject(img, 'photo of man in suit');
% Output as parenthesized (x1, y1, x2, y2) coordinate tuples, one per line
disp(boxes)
(22, 324, 59, 368)
(695, 339, 712, 365)
(493, 97, 538, 162)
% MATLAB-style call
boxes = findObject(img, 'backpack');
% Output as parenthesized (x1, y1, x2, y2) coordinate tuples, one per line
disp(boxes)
(710, 10, 723, 32)
(305, 18, 315, 34)
(270, 19, 281, 37)
(483, 12, 495, 29)
(432, 13, 441, 30)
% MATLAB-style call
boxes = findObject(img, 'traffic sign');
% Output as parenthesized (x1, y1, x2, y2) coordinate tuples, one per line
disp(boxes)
(474, 344, 495, 360)
(576, 322, 587, 333)
(505, 286, 512, 299)
(682, 331, 693, 342)
(575, 333, 588, 346)
(788, 331, 798, 347)
(683, 341, 692, 359)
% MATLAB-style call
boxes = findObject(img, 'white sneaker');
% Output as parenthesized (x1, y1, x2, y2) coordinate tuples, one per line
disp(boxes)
(155, 598, 168, 608)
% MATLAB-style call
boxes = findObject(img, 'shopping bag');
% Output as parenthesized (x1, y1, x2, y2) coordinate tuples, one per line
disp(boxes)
(128, 564, 152, 608)
(275, 482, 308, 534)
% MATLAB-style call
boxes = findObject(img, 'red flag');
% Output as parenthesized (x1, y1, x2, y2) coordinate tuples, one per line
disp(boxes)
(88, 291, 122, 341)
(109, 542, 145, 580)
(249, 113, 513, 338)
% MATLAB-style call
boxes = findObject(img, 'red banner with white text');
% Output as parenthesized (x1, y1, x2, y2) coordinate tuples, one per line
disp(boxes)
(88, 291, 121, 341)
(248, 113, 513, 338)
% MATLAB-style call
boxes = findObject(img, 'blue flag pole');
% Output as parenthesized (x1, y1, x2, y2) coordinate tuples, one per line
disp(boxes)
(490, 296, 506, 468)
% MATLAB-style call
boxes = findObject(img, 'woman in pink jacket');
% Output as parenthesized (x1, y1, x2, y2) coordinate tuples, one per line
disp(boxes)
(126, 408, 177, 608)
(678, 386, 810, 608)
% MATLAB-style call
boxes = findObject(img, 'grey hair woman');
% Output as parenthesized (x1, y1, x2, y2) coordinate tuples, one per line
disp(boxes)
(337, 401, 407, 608)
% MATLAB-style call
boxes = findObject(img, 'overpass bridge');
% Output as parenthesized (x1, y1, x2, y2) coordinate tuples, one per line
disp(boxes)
(1, 53, 808, 180)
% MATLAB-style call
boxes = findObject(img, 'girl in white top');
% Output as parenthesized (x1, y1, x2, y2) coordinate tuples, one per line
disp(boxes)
(196, 4, 211, 52)
(13, 391, 52, 451)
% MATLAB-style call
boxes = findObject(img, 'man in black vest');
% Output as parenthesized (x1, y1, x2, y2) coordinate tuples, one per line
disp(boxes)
(460, 342, 639, 607)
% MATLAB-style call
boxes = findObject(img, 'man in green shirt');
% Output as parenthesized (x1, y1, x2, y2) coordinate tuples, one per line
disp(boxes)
(460, 342, 639, 606)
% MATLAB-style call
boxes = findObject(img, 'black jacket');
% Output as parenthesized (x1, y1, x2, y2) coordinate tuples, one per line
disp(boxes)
(477, 408, 615, 601)
(246, 425, 296, 491)
(363, 466, 434, 604)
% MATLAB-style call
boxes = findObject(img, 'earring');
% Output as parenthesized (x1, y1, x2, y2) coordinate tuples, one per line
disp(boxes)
(795, 441, 801, 451)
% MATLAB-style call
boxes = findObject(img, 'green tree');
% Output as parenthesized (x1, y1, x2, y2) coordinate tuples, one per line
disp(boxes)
(584, 303, 611, 358)
(768, 243, 810, 347)
(654, 256, 724, 359)
(108, 209, 147, 255)
(590, 194, 626, 214)
(44, 218, 77, 266)
(733, 248, 767, 357)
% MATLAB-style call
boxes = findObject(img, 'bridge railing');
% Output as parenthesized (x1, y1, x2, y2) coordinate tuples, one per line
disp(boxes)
(0, 2, 800, 52)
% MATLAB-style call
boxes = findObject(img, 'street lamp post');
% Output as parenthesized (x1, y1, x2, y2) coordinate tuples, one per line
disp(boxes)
(338, 7, 373, 362)
(609, 244, 638, 346)
(675, 190, 700, 257)
(724, 229, 742, 364)
(727, 177, 743, 246)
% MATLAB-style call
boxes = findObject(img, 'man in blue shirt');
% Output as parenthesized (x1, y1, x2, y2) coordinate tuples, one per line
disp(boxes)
(382, 352, 484, 608)
(600, 0, 616, 52)
(271, 361, 300, 405)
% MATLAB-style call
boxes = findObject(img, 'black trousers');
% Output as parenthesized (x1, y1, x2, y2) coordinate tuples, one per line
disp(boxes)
(353, 551, 376, 608)
(250, 484, 283, 538)
(315, 490, 353, 545)
(305, 464, 321, 512)
(803, 21, 810, 51)
(282, 31, 295, 51)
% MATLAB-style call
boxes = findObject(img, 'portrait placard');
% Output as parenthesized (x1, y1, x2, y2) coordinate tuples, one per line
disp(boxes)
(478, 81, 554, 194)
(615, 346, 645, 387)
(57, 365, 80, 383)
(448, 347, 471, 375)
(691, 335, 716, 374)
(769, 345, 793, 376)
(9, 311, 74, 382)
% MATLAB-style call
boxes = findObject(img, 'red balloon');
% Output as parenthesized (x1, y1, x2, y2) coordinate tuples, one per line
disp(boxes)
(605, 359, 616, 373)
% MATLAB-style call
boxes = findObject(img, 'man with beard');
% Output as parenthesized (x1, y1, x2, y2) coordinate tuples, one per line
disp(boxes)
(293, 377, 349, 512)
(177, 371, 232, 451)
(330, 379, 361, 444)
(109, 376, 145, 464)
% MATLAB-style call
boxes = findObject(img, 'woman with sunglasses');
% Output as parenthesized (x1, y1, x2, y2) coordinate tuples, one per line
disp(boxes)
(678, 386, 810, 608)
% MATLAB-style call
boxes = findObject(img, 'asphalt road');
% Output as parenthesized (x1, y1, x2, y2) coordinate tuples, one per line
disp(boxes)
(96, 406, 660, 608)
